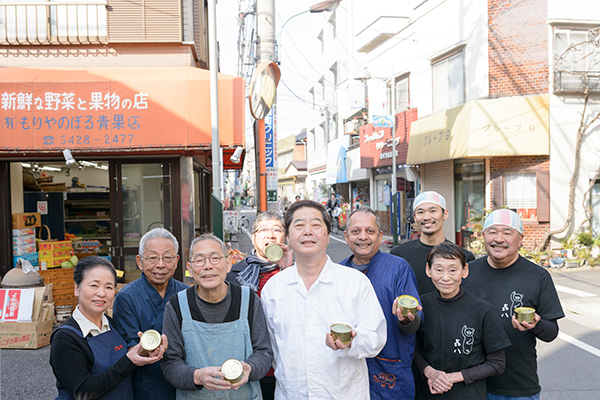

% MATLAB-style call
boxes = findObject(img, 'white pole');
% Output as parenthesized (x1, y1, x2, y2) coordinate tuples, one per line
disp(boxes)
(391, 69, 398, 245)
(208, 0, 221, 200)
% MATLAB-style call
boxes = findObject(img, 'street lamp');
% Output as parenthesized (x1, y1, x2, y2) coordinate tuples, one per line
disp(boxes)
(354, 68, 399, 246)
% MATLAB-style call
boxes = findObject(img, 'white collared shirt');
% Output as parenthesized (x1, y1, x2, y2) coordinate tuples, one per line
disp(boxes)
(72, 306, 110, 337)
(261, 256, 387, 400)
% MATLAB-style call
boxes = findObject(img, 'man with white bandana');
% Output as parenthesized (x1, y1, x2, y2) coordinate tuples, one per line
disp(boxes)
(463, 209, 564, 400)
(391, 191, 475, 295)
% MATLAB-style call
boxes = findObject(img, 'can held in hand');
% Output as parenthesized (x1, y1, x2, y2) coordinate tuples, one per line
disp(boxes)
(140, 329, 162, 354)
(264, 243, 283, 262)
(396, 295, 419, 317)
(514, 307, 536, 323)
(330, 323, 352, 344)
(222, 359, 244, 383)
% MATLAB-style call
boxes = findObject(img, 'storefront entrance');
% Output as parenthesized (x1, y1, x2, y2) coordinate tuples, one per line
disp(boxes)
(110, 160, 180, 282)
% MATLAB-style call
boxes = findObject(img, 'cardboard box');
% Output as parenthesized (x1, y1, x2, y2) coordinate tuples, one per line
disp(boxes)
(39, 256, 71, 270)
(12, 235, 36, 246)
(12, 252, 39, 268)
(12, 213, 41, 229)
(39, 249, 72, 259)
(12, 228, 36, 236)
(13, 243, 37, 256)
(0, 285, 54, 349)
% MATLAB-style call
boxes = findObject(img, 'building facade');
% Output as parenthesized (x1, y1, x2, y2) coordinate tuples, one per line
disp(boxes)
(0, 0, 245, 278)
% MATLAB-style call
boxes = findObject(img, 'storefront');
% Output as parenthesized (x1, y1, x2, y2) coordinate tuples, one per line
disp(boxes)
(407, 95, 550, 248)
(0, 67, 245, 278)
(357, 109, 419, 235)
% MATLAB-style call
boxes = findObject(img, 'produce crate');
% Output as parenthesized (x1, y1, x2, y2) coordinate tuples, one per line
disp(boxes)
(39, 257, 72, 270)
(39, 269, 78, 307)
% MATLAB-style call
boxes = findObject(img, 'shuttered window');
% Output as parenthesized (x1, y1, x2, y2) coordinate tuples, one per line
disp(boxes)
(422, 160, 456, 241)
(108, 0, 181, 43)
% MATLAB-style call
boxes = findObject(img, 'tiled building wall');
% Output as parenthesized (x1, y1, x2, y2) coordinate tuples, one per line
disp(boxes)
(488, 0, 549, 97)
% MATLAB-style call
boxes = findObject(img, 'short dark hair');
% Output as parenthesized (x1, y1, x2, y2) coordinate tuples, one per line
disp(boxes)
(346, 206, 381, 232)
(284, 199, 332, 235)
(74, 256, 117, 286)
(426, 241, 466, 268)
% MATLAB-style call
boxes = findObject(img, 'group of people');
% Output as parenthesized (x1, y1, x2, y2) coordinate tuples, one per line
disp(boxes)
(49, 191, 564, 400)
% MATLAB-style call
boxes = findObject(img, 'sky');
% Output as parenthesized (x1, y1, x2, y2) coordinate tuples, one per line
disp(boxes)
(216, 0, 318, 145)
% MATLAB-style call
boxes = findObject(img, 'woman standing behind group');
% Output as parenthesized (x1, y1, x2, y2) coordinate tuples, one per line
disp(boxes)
(49, 256, 168, 400)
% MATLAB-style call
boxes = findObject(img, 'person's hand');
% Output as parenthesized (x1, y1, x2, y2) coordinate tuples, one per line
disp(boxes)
(511, 313, 541, 331)
(392, 298, 422, 325)
(275, 244, 294, 270)
(127, 331, 168, 366)
(193, 367, 231, 391)
(423, 366, 452, 394)
(325, 330, 357, 350)
(230, 362, 252, 390)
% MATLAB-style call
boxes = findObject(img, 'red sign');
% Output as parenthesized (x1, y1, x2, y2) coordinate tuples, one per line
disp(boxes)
(4, 290, 21, 321)
(359, 109, 418, 168)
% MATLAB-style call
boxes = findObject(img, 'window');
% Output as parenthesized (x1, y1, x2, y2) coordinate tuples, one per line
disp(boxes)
(554, 28, 600, 94)
(319, 122, 326, 146)
(309, 87, 315, 109)
(331, 113, 338, 141)
(395, 75, 409, 112)
(317, 30, 324, 54)
(310, 128, 316, 151)
(319, 77, 325, 101)
(432, 51, 464, 112)
(592, 181, 600, 234)
(504, 171, 537, 219)
(329, 11, 336, 39)
(330, 62, 338, 88)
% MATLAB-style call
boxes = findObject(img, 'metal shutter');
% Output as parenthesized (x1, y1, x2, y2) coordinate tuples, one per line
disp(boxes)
(422, 160, 456, 242)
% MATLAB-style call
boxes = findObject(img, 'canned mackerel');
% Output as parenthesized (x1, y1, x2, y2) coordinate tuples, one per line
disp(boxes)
(330, 323, 353, 344)
(514, 307, 536, 323)
(222, 359, 244, 383)
(264, 243, 283, 262)
(396, 295, 419, 317)
(140, 329, 162, 353)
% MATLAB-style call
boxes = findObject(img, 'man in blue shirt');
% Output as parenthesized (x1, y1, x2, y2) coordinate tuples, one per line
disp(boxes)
(341, 207, 421, 400)
(113, 228, 189, 400)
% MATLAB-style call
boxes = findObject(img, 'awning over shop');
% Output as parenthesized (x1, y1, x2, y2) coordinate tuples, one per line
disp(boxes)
(406, 95, 549, 164)
(0, 67, 244, 152)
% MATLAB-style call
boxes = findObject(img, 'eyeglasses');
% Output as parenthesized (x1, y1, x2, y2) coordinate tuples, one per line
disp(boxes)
(140, 255, 177, 264)
(254, 227, 284, 235)
(191, 255, 225, 267)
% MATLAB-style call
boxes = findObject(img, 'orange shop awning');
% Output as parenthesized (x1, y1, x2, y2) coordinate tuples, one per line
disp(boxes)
(0, 67, 244, 152)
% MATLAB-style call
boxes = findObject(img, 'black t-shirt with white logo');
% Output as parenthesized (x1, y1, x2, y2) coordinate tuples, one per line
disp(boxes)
(463, 256, 564, 397)
(390, 239, 475, 295)
(416, 289, 511, 399)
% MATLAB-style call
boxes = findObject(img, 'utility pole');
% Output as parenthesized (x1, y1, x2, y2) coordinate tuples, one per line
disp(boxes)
(255, 0, 278, 212)
(391, 71, 398, 246)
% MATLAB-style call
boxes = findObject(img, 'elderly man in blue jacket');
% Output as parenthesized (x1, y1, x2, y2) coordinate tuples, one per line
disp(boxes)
(341, 206, 422, 400)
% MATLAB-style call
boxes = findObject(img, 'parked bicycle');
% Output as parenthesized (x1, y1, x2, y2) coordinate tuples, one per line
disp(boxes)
(331, 206, 342, 235)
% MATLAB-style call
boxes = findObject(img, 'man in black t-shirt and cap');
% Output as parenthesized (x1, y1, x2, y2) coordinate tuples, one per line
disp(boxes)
(390, 191, 475, 295)
(463, 209, 564, 400)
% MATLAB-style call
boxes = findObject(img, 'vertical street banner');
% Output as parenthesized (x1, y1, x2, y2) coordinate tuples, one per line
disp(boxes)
(265, 105, 278, 203)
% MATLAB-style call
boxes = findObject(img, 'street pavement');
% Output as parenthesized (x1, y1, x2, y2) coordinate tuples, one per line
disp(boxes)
(3, 207, 600, 398)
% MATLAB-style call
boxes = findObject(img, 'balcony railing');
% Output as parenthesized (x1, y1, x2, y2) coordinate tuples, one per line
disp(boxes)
(0, 1, 107, 45)
(554, 70, 600, 95)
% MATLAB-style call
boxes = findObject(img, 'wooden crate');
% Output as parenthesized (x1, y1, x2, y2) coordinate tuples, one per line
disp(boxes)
(40, 268, 78, 307)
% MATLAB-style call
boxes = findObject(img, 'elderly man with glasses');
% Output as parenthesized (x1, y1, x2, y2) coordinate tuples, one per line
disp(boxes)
(226, 210, 293, 399)
(161, 233, 273, 399)
(113, 228, 189, 400)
